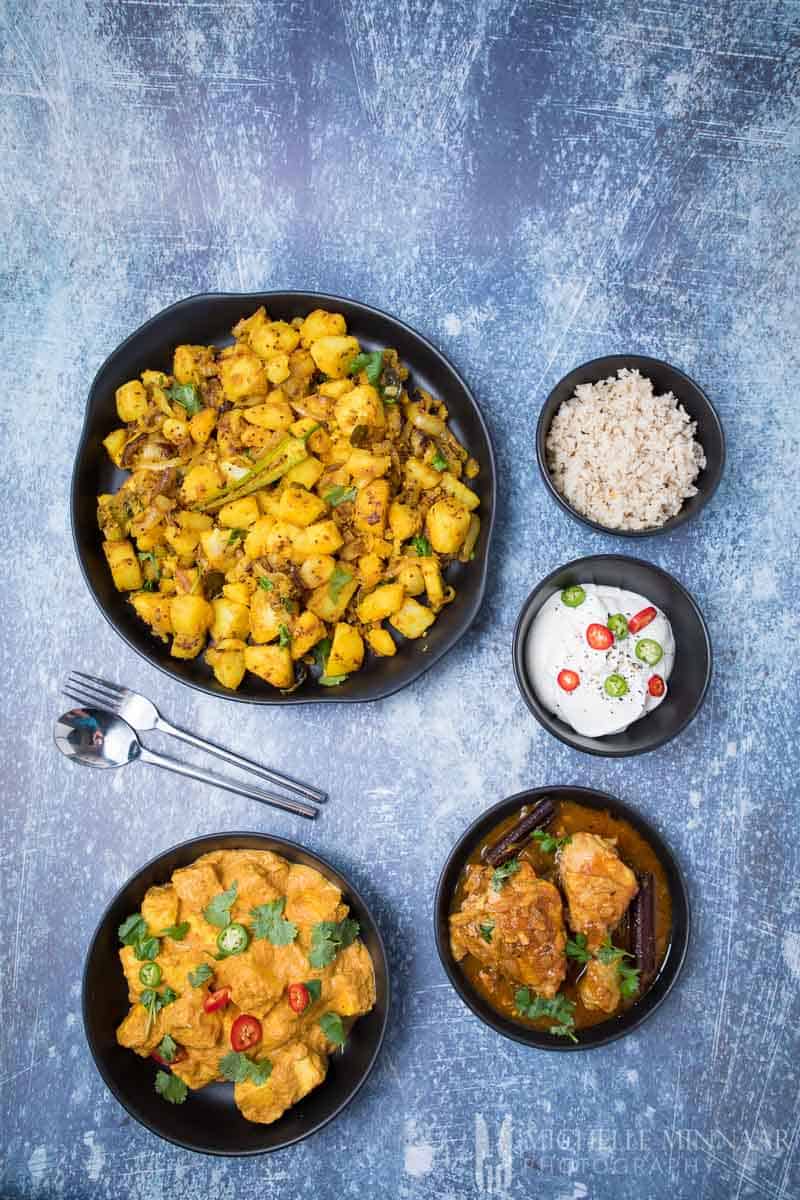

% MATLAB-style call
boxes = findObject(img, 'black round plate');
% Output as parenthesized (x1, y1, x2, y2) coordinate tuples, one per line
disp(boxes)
(72, 291, 496, 704)
(536, 354, 725, 536)
(434, 785, 690, 1050)
(512, 554, 712, 757)
(82, 832, 390, 1155)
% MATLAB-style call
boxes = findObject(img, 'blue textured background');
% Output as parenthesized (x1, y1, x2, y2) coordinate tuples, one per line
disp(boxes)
(2, 2, 799, 1197)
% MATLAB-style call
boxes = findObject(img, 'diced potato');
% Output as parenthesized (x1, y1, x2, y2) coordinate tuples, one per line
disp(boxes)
(97, 493, 123, 540)
(210, 598, 250, 642)
(298, 555, 336, 589)
(366, 627, 396, 657)
(223, 582, 252, 604)
(420, 557, 446, 609)
(130, 591, 172, 638)
(285, 456, 325, 489)
(249, 318, 300, 359)
(425, 498, 471, 554)
(354, 479, 390, 536)
(103, 540, 142, 591)
(290, 610, 326, 660)
(177, 511, 213, 532)
(405, 458, 441, 489)
(347, 449, 391, 482)
(292, 520, 344, 560)
(439, 471, 479, 511)
(171, 634, 206, 659)
(169, 594, 213, 638)
(309, 335, 360, 379)
(264, 521, 296, 562)
(333, 385, 384, 436)
(358, 553, 383, 589)
(102, 428, 128, 468)
(244, 644, 294, 689)
(389, 597, 436, 639)
(388, 501, 420, 542)
(173, 344, 211, 386)
(164, 524, 200, 558)
(299, 309, 347, 347)
(219, 351, 267, 401)
(287, 348, 316, 383)
(278, 485, 327, 528)
(319, 378, 352, 399)
(135, 525, 165, 552)
(218, 496, 260, 529)
(162, 417, 188, 444)
(199, 527, 236, 570)
(243, 516, 274, 559)
(249, 589, 282, 643)
(266, 354, 291, 385)
(241, 401, 294, 431)
(180, 464, 224, 506)
(326, 623, 364, 677)
(255, 490, 282, 517)
(357, 583, 405, 623)
(189, 408, 217, 444)
(306, 572, 358, 622)
(206, 646, 246, 690)
(116, 380, 148, 423)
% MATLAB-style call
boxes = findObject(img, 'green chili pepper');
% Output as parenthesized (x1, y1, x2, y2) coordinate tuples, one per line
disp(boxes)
(604, 674, 629, 698)
(139, 962, 162, 988)
(216, 922, 250, 957)
(561, 586, 586, 608)
(607, 613, 629, 640)
(635, 638, 663, 666)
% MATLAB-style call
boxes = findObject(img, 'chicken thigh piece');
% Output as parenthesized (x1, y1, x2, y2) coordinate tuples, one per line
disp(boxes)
(558, 832, 638, 1014)
(450, 860, 567, 999)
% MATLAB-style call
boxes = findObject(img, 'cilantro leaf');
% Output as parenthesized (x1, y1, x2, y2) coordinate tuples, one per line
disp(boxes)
(308, 918, 360, 969)
(328, 564, 353, 605)
(348, 350, 383, 386)
(565, 933, 591, 964)
(141, 986, 177, 1036)
(219, 1051, 272, 1086)
(167, 383, 203, 416)
(491, 858, 520, 893)
(619, 961, 641, 998)
(257, 576, 274, 591)
(514, 988, 577, 1042)
(325, 485, 357, 507)
(188, 963, 213, 987)
(305, 980, 322, 1003)
(155, 1070, 188, 1104)
(118, 913, 147, 946)
(319, 1012, 346, 1047)
(278, 623, 292, 648)
(250, 899, 297, 947)
(596, 936, 633, 966)
(479, 921, 494, 944)
(157, 1034, 178, 1063)
(134, 935, 161, 962)
(411, 535, 431, 557)
(203, 882, 238, 929)
(227, 528, 245, 545)
(431, 450, 448, 472)
(160, 922, 190, 941)
(532, 829, 572, 854)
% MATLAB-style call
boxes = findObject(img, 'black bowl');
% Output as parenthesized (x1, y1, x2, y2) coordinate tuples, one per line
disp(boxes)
(434, 785, 690, 1050)
(536, 354, 725, 536)
(512, 555, 711, 757)
(82, 832, 390, 1155)
(72, 291, 496, 704)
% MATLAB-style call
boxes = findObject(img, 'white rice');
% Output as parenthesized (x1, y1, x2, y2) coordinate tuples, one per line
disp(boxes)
(545, 368, 706, 531)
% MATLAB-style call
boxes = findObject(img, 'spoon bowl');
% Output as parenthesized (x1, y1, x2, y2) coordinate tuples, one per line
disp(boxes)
(55, 707, 140, 769)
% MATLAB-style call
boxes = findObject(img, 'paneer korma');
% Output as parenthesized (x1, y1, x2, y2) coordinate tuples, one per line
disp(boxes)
(116, 849, 376, 1123)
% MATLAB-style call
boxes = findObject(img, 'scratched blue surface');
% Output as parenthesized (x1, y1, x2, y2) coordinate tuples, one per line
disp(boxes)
(2, 2, 799, 1197)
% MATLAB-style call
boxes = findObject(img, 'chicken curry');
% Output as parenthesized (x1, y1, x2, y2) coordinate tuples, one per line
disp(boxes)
(97, 306, 481, 692)
(450, 798, 671, 1040)
(116, 849, 376, 1123)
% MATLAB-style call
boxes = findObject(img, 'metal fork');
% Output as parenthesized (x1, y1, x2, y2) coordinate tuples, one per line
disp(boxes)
(63, 671, 327, 805)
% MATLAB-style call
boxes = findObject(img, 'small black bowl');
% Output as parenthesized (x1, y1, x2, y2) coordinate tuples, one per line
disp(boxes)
(513, 554, 711, 757)
(434, 785, 690, 1050)
(72, 291, 496, 704)
(82, 832, 390, 1156)
(536, 354, 725, 536)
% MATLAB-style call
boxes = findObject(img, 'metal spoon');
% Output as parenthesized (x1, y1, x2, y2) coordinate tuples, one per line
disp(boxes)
(54, 708, 317, 819)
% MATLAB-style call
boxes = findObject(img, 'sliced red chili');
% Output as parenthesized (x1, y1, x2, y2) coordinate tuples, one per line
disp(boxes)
(203, 986, 231, 1013)
(557, 669, 580, 693)
(231, 1013, 262, 1051)
(648, 674, 666, 698)
(586, 623, 614, 650)
(629, 606, 657, 634)
(150, 1047, 186, 1067)
(287, 982, 311, 1014)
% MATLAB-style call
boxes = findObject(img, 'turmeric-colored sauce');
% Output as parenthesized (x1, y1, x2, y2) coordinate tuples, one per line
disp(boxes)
(451, 799, 672, 1034)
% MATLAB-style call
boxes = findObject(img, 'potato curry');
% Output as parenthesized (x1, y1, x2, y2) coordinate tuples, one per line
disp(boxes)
(97, 306, 481, 691)
(450, 797, 671, 1040)
(116, 849, 375, 1123)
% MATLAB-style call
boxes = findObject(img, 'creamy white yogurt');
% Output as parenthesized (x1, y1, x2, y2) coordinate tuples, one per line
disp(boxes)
(525, 584, 675, 737)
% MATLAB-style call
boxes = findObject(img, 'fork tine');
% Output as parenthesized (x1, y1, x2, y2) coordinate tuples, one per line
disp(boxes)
(62, 687, 104, 711)
(69, 670, 125, 697)
(66, 674, 123, 703)
(62, 682, 123, 712)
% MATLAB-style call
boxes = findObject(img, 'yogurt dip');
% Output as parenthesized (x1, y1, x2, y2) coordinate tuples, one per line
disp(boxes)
(525, 584, 675, 737)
